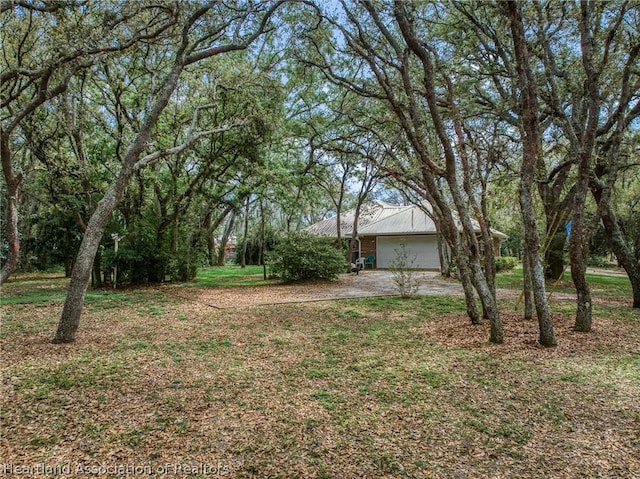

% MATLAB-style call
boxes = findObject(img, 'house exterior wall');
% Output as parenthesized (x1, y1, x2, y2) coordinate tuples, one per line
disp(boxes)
(360, 236, 377, 266)
(356, 233, 501, 269)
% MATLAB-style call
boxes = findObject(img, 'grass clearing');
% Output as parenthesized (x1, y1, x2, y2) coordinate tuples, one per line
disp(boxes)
(193, 265, 273, 287)
(496, 265, 632, 297)
(1, 271, 639, 478)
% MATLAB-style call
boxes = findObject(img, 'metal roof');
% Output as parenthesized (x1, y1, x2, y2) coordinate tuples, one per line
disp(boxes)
(306, 201, 507, 239)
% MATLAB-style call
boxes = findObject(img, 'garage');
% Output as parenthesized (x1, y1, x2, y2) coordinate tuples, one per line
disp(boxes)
(307, 201, 507, 270)
(376, 235, 440, 269)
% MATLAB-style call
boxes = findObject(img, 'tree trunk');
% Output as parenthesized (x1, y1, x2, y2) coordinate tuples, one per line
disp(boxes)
(456, 247, 481, 325)
(91, 251, 103, 288)
(569, 161, 593, 332)
(205, 204, 234, 266)
(505, 0, 556, 347)
(53, 61, 186, 342)
(437, 233, 451, 277)
(0, 135, 22, 285)
(592, 182, 640, 308)
(207, 233, 216, 266)
(241, 197, 250, 268)
(468, 254, 502, 342)
(603, 208, 640, 308)
(217, 214, 235, 267)
(50, 1, 287, 342)
(54, 184, 122, 342)
(545, 228, 566, 280)
(394, 3, 501, 342)
(522, 246, 534, 320)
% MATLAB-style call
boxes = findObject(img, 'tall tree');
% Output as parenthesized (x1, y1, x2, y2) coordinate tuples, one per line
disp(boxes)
(503, 1, 557, 346)
(533, 0, 640, 328)
(53, 1, 295, 343)
(0, 1, 176, 283)
(301, 1, 504, 341)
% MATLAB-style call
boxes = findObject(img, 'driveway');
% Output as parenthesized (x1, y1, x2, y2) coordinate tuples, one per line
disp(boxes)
(165, 270, 467, 309)
(164, 268, 622, 309)
(317, 270, 464, 299)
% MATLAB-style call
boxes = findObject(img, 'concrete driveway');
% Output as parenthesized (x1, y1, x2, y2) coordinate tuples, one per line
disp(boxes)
(318, 270, 465, 300)
(172, 270, 468, 309)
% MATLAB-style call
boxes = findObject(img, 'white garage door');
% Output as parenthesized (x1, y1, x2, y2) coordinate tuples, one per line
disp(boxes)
(376, 236, 440, 269)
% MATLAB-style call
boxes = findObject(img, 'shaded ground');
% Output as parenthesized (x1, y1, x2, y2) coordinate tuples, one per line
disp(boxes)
(1, 272, 638, 479)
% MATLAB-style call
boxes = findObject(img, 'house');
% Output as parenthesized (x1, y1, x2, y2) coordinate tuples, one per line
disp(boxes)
(306, 200, 507, 269)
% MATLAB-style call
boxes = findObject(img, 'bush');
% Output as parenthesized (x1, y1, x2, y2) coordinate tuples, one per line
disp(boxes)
(267, 231, 347, 282)
(494, 256, 518, 272)
(587, 255, 615, 268)
(390, 241, 421, 297)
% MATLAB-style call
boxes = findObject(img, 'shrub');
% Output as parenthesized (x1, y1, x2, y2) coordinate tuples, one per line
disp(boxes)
(494, 256, 518, 272)
(587, 255, 615, 268)
(267, 231, 346, 282)
(390, 241, 421, 297)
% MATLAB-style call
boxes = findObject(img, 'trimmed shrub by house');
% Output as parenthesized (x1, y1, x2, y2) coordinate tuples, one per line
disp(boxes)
(267, 231, 347, 282)
(495, 256, 518, 272)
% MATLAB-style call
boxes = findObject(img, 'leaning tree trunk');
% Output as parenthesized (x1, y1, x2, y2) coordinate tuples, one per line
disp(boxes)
(604, 213, 640, 309)
(594, 186, 640, 308)
(53, 182, 124, 342)
(455, 247, 481, 325)
(53, 63, 186, 342)
(394, 3, 501, 342)
(468, 254, 502, 343)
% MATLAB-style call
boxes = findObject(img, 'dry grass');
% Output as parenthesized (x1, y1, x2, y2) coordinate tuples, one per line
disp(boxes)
(1, 279, 639, 478)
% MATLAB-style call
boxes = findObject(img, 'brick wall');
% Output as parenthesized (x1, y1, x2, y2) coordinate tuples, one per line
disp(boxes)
(360, 236, 377, 267)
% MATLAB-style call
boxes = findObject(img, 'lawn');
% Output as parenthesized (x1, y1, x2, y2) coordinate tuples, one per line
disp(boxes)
(1, 268, 639, 478)
(495, 265, 633, 297)
(194, 265, 272, 287)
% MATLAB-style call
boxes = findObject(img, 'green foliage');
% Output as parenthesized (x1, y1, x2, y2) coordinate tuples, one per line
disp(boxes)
(101, 211, 203, 285)
(267, 231, 346, 282)
(235, 224, 279, 265)
(586, 255, 616, 268)
(589, 225, 610, 257)
(498, 228, 524, 259)
(494, 256, 518, 272)
(21, 205, 83, 273)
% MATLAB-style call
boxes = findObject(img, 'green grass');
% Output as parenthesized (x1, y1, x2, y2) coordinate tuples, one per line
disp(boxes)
(0, 265, 272, 304)
(15, 353, 135, 400)
(495, 265, 632, 296)
(0, 289, 131, 306)
(192, 265, 273, 287)
(0, 289, 68, 305)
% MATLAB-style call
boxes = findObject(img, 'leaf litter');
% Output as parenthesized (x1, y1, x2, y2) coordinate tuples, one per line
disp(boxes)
(1, 281, 639, 478)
